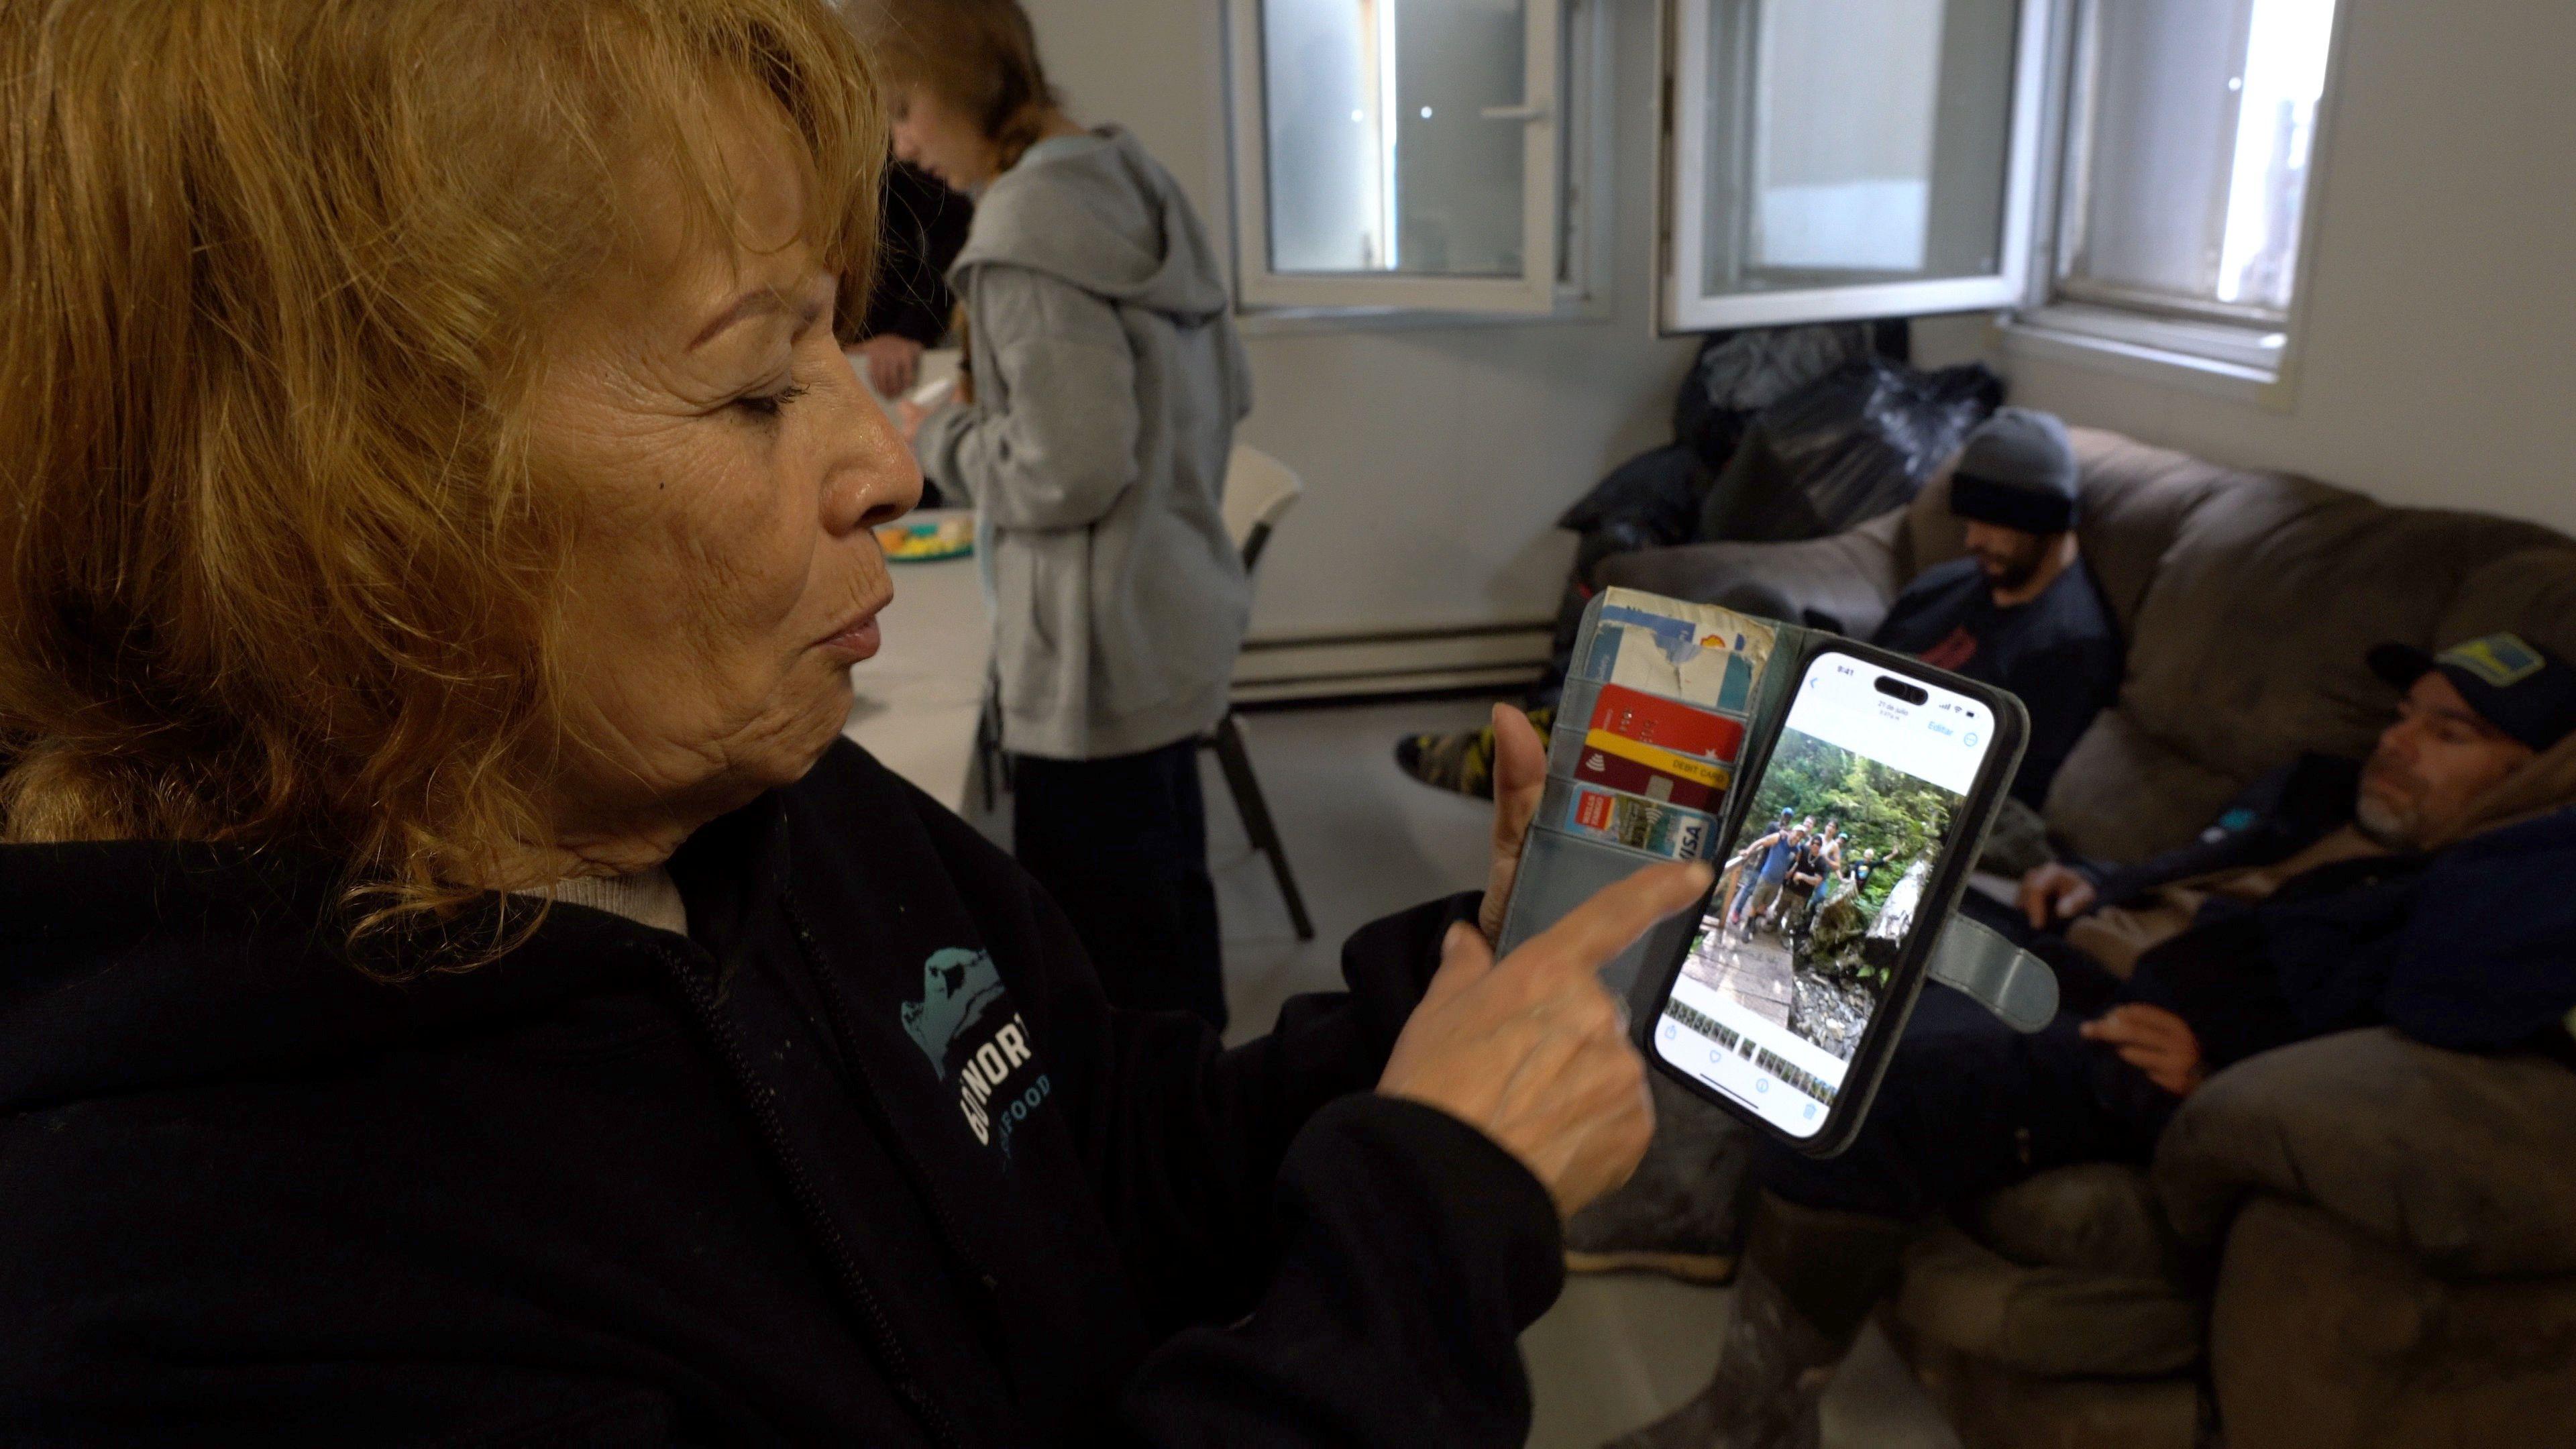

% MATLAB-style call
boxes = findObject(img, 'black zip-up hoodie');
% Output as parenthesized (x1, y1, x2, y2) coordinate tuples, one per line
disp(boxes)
(0, 741, 1564, 1445)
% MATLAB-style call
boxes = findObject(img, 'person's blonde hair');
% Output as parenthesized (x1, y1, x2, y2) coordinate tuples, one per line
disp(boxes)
(850, 0, 1062, 172)
(0, 0, 885, 942)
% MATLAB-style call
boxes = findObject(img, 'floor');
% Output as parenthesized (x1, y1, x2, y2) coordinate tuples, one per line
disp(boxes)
(1191, 699, 1962, 1449)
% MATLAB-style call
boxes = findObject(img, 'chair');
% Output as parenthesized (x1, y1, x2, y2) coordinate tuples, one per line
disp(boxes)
(1206, 443, 1316, 941)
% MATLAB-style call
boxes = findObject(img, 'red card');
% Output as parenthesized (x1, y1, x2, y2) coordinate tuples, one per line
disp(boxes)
(1574, 738, 1723, 812)
(1588, 683, 1746, 763)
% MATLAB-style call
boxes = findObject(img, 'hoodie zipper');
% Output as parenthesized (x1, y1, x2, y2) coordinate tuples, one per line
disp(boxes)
(780, 890, 1005, 1305)
(650, 941, 965, 1449)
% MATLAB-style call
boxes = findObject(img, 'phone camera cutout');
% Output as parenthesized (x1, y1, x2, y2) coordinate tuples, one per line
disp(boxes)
(1873, 676, 1930, 706)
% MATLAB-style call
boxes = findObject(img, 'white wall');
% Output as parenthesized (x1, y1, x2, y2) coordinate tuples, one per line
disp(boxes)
(1020, 0, 1698, 645)
(1921, 0, 2576, 539)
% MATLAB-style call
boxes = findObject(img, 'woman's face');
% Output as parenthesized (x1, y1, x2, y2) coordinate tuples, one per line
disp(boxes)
(530, 97, 918, 863)
(890, 83, 1004, 192)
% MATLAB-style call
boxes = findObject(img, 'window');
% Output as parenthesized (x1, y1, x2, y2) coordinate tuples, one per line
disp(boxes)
(1662, 0, 2055, 331)
(1660, 0, 2343, 384)
(2038, 0, 2341, 374)
(1226, 0, 1608, 316)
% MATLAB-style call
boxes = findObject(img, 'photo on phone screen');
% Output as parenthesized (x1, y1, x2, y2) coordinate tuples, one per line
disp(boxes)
(1653, 649, 2001, 1140)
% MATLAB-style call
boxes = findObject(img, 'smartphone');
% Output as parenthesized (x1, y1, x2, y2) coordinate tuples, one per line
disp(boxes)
(1642, 641, 2025, 1156)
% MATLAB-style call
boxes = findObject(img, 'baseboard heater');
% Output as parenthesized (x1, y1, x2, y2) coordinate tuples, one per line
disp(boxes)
(1230, 620, 1555, 705)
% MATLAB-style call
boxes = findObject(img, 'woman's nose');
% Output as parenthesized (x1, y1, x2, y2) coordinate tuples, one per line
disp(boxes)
(822, 381, 921, 535)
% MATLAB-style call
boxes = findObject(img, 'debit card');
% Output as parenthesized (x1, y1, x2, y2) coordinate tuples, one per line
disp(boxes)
(1574, 730, 1728, 811)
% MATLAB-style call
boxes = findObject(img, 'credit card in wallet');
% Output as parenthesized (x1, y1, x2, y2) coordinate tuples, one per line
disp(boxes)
(1565, 786, 1717, 860)
(1587, 683, 1749, 763)
(1582, 604, 1765, 712)
(1574, 730, 1727, 812)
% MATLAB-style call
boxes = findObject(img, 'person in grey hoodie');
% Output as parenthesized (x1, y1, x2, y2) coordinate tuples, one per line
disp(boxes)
(877, 0, 1252, 1028)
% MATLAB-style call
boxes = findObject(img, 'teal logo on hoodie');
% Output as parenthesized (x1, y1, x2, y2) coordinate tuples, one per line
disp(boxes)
(902, 949, 1006, 1075)
(902, 948, 1052, 1156)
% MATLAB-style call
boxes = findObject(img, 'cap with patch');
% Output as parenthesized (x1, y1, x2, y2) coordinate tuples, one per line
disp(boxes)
(2367, 633, 2576, 753)
(1948, 407, 2080, 535)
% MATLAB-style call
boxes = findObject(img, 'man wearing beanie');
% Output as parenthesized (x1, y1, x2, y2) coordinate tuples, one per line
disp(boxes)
(1870, 407, 2122, 808)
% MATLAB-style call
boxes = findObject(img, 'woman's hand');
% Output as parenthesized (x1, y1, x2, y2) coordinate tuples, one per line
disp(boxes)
(1477, 704, 1548, 946)
(895, 398, 929, 449)
(1381, 860, 1713, 1218)
(2080, 1003, 2206, 1096)
(851, 334, 924, 396)
(2018, 861, 2098, 928)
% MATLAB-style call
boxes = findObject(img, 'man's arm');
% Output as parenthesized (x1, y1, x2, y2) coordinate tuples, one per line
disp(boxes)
(2002, 636, 2119, 809)
(2086, 755, 2364, 906)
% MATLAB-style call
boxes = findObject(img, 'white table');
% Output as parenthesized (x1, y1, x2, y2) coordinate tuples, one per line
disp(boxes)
(841, 508, 990, 815)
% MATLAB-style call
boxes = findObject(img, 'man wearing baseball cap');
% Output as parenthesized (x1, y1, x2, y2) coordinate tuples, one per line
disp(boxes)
(1615, 632, 2576, 1449)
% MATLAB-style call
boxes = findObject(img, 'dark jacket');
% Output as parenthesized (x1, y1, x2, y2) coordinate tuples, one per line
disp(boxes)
(0, 742, 1562, 1446)
(2072, 753, 2364, 906)
(2125, 806, 2576, 1071)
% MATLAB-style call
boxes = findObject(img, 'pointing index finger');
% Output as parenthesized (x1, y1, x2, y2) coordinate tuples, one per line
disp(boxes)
(1509, 861, 1713, 981)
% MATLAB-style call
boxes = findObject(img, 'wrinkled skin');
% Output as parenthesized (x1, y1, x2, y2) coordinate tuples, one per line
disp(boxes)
(528, 90, 920, 879)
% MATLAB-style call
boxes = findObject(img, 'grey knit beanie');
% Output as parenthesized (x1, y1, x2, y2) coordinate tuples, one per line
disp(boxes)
(1949, 408, 2079, 533)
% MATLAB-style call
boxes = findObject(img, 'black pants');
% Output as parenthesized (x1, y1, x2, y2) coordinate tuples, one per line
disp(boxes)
(1756, 906, 2178, 1222)
(1012, 739, 1228, 1031)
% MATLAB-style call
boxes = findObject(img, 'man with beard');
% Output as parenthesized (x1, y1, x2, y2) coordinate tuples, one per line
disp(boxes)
(1868, 408, 2122, 808)
(1608, 634, 2576, 1449)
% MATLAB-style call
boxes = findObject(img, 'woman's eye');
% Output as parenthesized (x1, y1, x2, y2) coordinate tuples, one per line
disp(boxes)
(734, 382, 810, 421)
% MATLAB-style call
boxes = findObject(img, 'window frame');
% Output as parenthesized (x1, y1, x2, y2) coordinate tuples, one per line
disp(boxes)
(1224, 0, 1602, 319)
(1656, 0, 2061, 334)
(2006, 0, 2350, 396)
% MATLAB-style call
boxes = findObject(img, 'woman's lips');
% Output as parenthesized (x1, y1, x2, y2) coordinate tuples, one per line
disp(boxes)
(816, 604, 887, 662)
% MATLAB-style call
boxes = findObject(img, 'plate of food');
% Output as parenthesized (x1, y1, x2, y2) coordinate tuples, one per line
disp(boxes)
(875, 513, 973, 563)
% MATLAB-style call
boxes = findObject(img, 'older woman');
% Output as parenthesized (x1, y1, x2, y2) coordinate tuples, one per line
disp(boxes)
(0, 3, 1701, 1445)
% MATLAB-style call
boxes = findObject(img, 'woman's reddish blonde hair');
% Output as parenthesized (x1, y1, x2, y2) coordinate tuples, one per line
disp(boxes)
(0, 0, 884, 928)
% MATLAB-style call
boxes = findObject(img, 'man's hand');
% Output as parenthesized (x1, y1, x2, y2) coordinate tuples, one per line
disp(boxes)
(2080, 1004, 2206, 1097)
(1382, 861, 1711, 1218)
(851, 334, 925, 396)
(2018, 861, 2098, 929)
(1478, 704, 1548, 947)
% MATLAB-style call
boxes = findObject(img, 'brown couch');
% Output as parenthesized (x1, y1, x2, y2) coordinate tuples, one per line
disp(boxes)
(1598, 429, 2576, 1448)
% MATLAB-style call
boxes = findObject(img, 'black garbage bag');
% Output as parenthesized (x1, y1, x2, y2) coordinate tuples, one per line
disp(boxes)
(1553, 323, 1909, 568)
(1556, 443, 1707, 569)
(1672, 322, 1894, 468)
(1697, 355, 2002, 545)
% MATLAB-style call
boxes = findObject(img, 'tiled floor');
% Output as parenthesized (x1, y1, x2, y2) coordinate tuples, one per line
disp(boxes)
(1191, 699, 1962, 1449)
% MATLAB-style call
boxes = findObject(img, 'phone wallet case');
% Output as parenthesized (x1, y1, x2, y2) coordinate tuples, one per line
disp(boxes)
(1493, 588, 2058, 1036)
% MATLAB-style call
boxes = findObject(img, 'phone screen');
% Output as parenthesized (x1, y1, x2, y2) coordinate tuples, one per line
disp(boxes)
(1652, 649, 1999, 1139)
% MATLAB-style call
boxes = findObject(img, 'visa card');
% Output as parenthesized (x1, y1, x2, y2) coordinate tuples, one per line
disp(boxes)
(1574, 730, 1728, 812)
(1587, 683, 1750, 763)
(1566, 786, 1718, 861)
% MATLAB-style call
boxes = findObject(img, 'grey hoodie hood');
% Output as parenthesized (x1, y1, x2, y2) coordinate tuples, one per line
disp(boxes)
(951, 126, 1230, 323)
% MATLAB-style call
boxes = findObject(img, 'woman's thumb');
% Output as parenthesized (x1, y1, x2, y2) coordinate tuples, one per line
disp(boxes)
(1421, 920, 1497, 1007)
